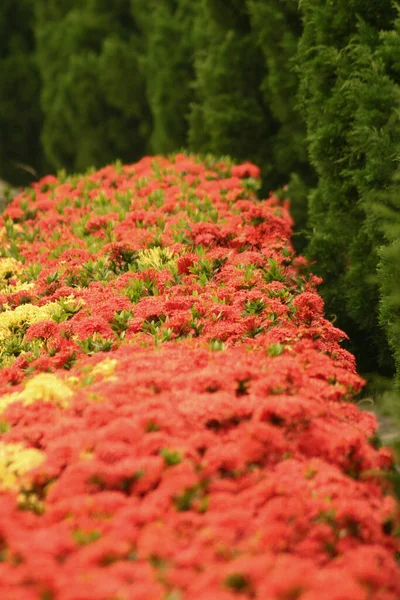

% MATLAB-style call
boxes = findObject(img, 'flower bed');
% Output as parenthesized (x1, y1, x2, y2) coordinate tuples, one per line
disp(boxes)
(0, 154, 398, 599)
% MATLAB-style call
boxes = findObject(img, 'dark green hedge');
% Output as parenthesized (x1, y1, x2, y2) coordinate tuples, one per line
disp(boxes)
(141, 0, 196, 154)
(188, 0, 310, 195)
(34, 0, 151, 173)
(0, 0, 45, 186)
(296, 0, 400, 375)
(370, 14, 400, 390)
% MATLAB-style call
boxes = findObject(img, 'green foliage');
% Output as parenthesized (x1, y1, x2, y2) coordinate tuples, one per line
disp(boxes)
(72, 529, 102, 546)
(242, 298, 265, 316)
(160, 448, 183, 466)
(110, 310, 132, 337)
(0, 0, 45, 185)
(275, 172, 311, 253)
(376, 13, 400, 389)
(376, 161, 400, 389)
(34, 0, 151, 173)
(188, 0, 277, 186)
(297, 0, 398, 373)
(76, 335, 113, 355)
(209, 339, 226, 351)
(224, 573, 252, 593)
(247, 0, 311, 184)
(267, 343, 284, 357)
(140, 0, 196, 154)
(379, 238, 400, 386)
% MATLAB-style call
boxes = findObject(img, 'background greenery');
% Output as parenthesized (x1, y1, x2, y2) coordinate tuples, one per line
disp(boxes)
(1, 0, 400, 430)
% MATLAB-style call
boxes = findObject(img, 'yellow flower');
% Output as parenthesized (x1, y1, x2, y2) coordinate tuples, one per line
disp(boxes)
(0, 372, 74, 413)
(0, 258, 22, 281)
(92, 357, 118, 380)
(0, 302, 59, 341)
(0, 442, 45, 492)
(66, 375, 80, 388)
(137, 247, 176, 271)
(79, 450, 94, 461)
(21, 373, 74, 407)
(0, 257, 34, 295)
(0, 390, 22, 413)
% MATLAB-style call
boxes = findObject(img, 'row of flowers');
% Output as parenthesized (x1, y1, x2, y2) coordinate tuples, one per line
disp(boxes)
(0, 154, 398, 599)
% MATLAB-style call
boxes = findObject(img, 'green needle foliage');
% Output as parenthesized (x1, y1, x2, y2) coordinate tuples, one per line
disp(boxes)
(140, 0, 196, 154)
(188, 0, 277, 188)
(377, 165, 400, 390)
(297, 0, 399, 374)
(247, 0, 310, 181)
(0, 0, 45, 185)
(34, 0, 151, 173)
(375, 13, 400, 389)
(2, 0, 309, 197)
(247, 0, 315, 244)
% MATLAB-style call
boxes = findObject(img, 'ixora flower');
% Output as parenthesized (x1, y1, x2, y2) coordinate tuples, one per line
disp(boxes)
(0, 442, 45, 492)
(0, 301, 60, 341)
(136, 247, 177, 271)
(0, 153, 397, 598)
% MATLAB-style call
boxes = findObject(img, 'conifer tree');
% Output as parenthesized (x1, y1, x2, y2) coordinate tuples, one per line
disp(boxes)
(379, 234, 400, 389)
(188, 0, 278, 187)
(0, 0, 44, 185)
(34, 0, 151, 173)
(377, 15, 400, 388)
(140, 0, 196, 154)
(247, 0, 309, 181)
(246, 0, 313, 245)
(297, 0, 398, 373)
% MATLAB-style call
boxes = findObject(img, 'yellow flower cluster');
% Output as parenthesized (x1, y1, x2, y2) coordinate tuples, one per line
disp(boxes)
(0, 301, 59, 341)
(0, 257, 22, 279)
(0, 372, 74, 413)
(137, 247, 176, 271)
(0, 257, 33, 295)
(92, 357, 118, 380)
(0, 442, 45, 492)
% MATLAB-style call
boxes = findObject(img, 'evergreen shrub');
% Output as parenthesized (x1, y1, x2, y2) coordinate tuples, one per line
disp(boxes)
(297, 0, 399, 374)
(0, 0, 44, 185)
(34, 0, 151, 173)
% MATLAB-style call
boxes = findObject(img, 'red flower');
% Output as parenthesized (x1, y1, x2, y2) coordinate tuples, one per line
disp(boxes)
(71, 317, 114, 339)
(177, 254, 197, 275)
(0, 154, 397, 598)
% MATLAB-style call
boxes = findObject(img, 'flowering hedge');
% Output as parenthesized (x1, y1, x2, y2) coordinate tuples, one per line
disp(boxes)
(0, 154, 398, 599)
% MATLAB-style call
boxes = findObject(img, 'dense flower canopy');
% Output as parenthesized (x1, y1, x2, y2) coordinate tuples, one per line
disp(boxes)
(0, 154, 398, 599)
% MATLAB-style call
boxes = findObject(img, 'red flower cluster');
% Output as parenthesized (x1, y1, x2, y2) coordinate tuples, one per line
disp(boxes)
(0, 154, 398, 599)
